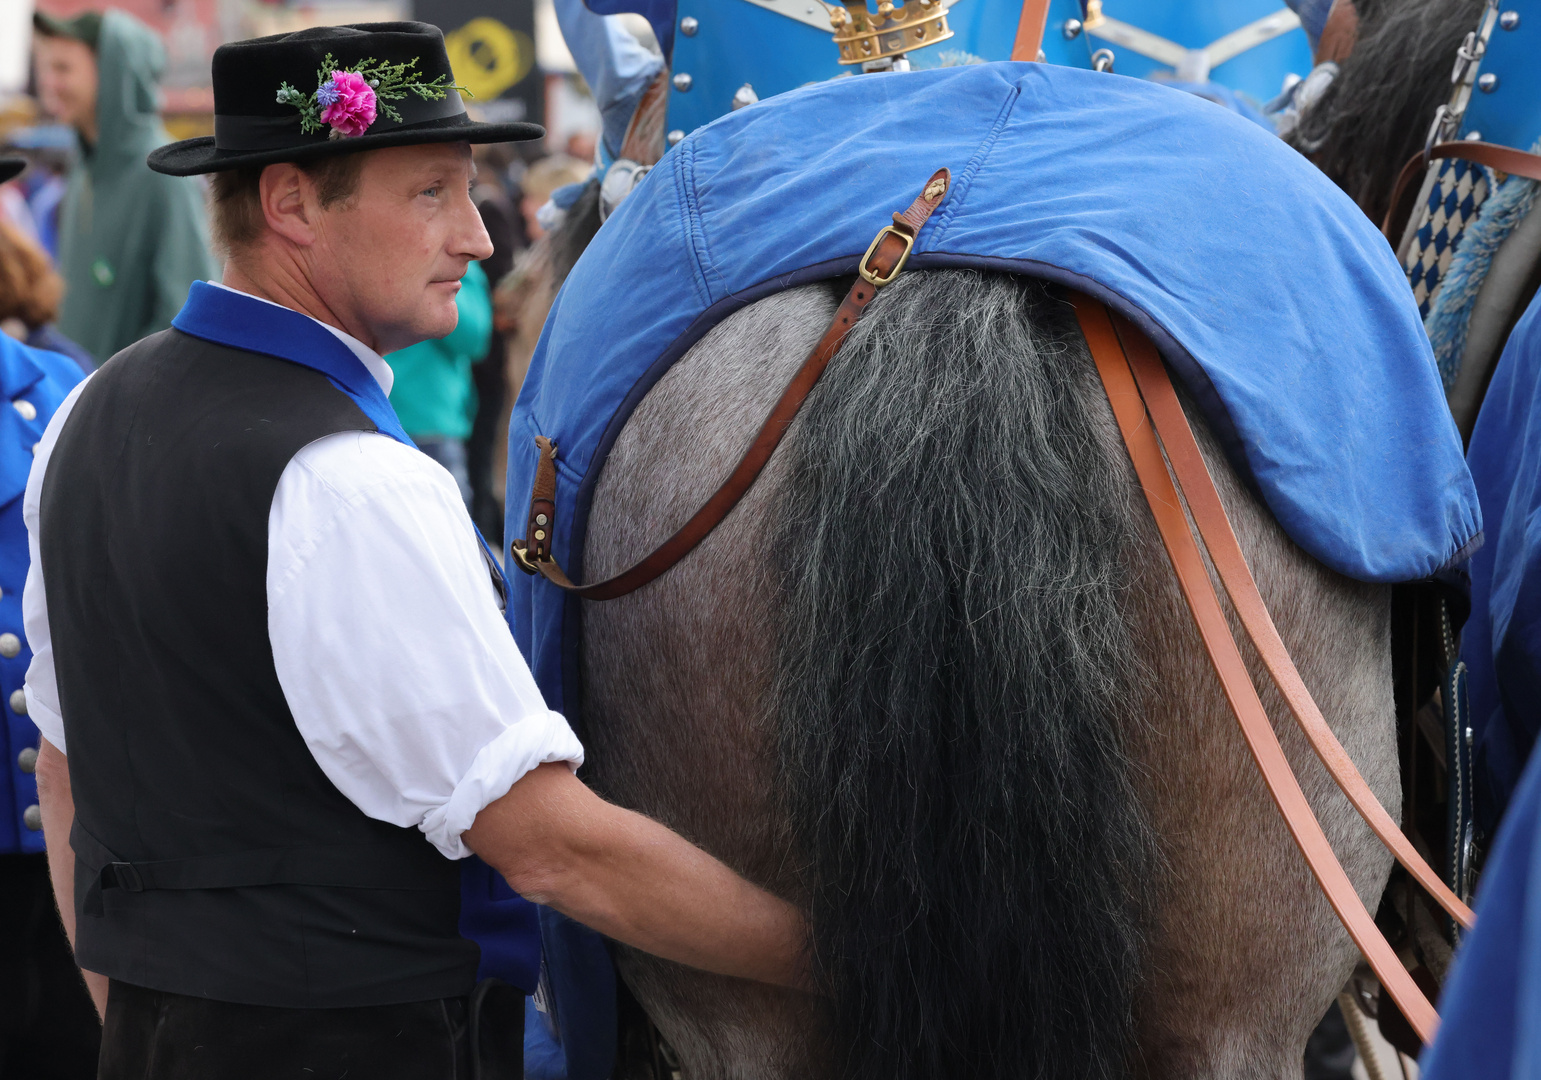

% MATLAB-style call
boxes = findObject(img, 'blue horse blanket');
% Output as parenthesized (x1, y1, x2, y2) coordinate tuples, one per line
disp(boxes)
(1463, 290, 1541, 832)
(504, 61, 1479, 1077)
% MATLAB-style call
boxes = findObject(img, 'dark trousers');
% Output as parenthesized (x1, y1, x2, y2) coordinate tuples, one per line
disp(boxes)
(99, 981, 474, 1080)
(0, 853, 102, 1079)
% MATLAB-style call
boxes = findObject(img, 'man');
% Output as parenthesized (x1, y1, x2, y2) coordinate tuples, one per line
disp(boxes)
(0, 155, 98, 1080)
(25, 24, 805, 1077)
(32, 9, 217, 363)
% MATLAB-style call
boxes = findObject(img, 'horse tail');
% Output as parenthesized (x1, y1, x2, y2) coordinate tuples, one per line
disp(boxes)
(774, 270, 1157, 1080)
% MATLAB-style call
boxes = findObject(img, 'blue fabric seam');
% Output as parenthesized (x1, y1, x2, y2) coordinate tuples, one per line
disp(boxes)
(928, 83, 1020, 246)
(675, 140, 716, 309)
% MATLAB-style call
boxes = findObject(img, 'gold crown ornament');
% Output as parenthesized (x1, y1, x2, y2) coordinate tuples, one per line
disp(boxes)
(827, 0, 954, 66)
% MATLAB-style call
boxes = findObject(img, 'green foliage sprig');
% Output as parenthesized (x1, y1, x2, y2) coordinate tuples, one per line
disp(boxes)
(276, 53, 471, 136)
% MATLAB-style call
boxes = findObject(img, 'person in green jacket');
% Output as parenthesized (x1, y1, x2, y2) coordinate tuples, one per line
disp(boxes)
(386, 260, 492, 506)
(32, 10, 218, 365)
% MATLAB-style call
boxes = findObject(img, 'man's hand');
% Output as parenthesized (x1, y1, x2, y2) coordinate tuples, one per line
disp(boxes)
(464, 763, 810, 992)
(36, 738, 109, 1018)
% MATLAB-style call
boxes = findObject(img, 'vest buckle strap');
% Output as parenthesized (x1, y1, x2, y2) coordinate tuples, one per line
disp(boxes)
(103, 862, 145, 893)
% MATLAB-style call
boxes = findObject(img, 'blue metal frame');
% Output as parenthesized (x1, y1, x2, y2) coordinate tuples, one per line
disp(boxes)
(660, 1, 1314, 140)
(1460, 2, 1541, 150)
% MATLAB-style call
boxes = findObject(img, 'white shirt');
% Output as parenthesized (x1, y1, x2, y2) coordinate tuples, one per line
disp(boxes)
(21, 286, 583, 860)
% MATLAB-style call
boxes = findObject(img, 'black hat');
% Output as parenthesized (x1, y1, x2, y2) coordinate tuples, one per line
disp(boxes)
(148, 22, 542, 177)
(0, 157, 26, 185)
(32, 11, 103, 50)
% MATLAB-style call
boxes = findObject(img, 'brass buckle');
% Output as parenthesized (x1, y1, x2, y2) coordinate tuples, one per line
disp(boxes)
(859, 225, 914, 287)
(509, 543, 540, 575)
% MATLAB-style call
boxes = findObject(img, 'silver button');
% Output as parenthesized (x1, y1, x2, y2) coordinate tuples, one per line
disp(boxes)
(667, 130, 685, 147)
(12, 400, 35, 422)
(0, 633, 21, 658)
(17, 746, 36, 773)
(1500, 9, 1520, 29)
(22, 804, 41, 831)
(29, 442, 37, 456)
(672, 72, 693, 92)
(9, 689, 25, 715)
(679, 15, 698, 35)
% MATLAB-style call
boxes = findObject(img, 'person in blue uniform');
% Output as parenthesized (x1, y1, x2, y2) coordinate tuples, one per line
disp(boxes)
(1422, 291, 1541, 1077)
(0, 153, 97, 1079)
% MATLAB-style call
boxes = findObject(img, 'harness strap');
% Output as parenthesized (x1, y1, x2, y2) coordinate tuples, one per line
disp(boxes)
(1010, 0, 1051, 61)
(511, 167, 952, 600)
(72, 819, 446, 918)
(1112, 303, 1474, 931)
(1073, 295, 1443, 1044)
(1383, 141, 1541, 241)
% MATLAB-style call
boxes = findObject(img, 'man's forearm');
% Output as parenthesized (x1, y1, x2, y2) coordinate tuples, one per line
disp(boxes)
(36, 738, 109, 1018)
(465, 763, 810, 992)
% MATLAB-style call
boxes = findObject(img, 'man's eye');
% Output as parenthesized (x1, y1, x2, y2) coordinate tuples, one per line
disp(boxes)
(422, 187, 440, 198)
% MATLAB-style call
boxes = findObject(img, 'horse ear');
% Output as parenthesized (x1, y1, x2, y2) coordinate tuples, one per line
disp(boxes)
(620, 69, 671, 167)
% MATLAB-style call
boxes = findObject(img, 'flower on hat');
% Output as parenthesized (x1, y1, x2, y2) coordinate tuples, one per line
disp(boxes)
(276, 54, 469, 140)
(318, 71, 377, 138)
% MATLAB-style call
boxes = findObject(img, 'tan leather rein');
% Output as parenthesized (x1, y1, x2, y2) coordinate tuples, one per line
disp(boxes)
(513, 172, 1472, 1042)
(1073, 297, 1469, 1045)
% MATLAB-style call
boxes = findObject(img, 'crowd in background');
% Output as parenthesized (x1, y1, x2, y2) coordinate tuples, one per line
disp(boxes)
(0, 7, 601, 548)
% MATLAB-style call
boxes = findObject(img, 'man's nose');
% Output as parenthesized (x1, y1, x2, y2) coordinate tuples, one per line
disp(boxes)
(461, 208, 495, 262)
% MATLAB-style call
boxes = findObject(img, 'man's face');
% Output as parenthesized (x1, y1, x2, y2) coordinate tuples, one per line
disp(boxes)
(308, 143, 493, 354)
(33, 35, 98, 136)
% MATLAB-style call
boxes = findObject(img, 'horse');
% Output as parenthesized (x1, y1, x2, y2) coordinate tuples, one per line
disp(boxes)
(534, 265, 1396, 1079)
(1286, 0, 1541, 439)
(1285, 0, 1489, 228)
(492, 54, 1485, 1080)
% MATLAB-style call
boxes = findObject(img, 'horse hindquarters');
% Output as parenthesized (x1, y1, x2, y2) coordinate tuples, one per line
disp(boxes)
(581, 284, 845, 1079)
(580, 270, 1397, 1080)
(1119, 391, 1398, 1079)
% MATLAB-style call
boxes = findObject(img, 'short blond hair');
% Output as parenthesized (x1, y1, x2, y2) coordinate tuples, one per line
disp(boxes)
(207, 154, 367, 257)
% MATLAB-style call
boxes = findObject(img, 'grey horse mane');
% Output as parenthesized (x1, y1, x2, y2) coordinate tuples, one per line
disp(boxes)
(1287, 0, 1487, 222)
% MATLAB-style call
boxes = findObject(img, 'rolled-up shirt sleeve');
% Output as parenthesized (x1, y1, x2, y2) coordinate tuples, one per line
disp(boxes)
(267, 431, 582, 859)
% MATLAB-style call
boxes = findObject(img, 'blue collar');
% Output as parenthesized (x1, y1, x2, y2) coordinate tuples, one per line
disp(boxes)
(172, 281, 413, 447)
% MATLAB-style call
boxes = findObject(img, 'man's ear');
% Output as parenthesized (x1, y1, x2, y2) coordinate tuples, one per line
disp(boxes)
(259, 162, 320, 247)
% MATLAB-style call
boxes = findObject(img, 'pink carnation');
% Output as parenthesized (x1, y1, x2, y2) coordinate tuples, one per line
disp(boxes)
(319, 71, 377, 138)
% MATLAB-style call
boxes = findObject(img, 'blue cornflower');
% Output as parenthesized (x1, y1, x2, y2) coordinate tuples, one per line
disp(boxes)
(315, 75, 341, 109)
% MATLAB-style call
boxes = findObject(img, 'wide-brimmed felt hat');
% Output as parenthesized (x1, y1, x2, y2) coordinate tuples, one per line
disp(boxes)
(148, 22, 542, 176)
(0, 157, 26, 185)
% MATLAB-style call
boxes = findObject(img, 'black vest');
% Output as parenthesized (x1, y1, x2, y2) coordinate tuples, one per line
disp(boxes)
(39, 329, 478, 1007)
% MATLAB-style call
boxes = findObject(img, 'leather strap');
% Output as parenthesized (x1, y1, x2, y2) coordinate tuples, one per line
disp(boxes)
(619, 67, 671, 167)
(1115, 314, 1473, 931)
(1072, 295, 1443, 1045)
(512, 167, 952, 599)
(1383, 141, 1541, 240)
(1314, 0, 1359, 64)
(1011, 0, 1052, 60)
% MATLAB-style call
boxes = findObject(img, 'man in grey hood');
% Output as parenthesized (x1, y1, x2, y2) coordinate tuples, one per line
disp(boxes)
(33, 9, 217, 365)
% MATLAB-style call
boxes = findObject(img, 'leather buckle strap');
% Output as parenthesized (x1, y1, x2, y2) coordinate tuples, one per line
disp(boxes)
(1382, 140, 1541, 241)
(859, 226, 914, 287)
(511, 166, 953, 600)
(1072, 295, 1449, 1044)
